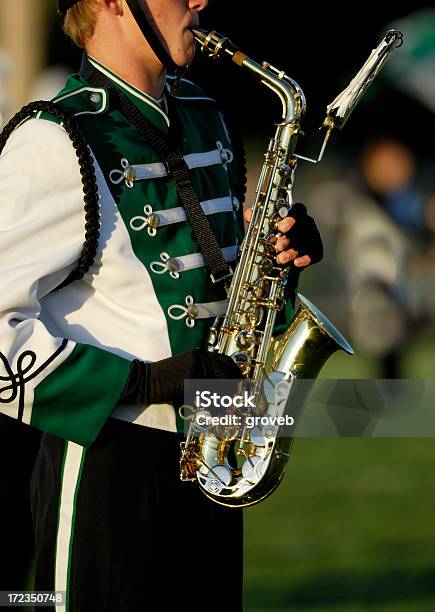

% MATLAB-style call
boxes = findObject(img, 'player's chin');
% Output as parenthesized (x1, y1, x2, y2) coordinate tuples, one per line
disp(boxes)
(185, 39, 197, 62)
(172, 48, 195, 69)
(182, 31, 196, 63)
(186, 45, 196, 64)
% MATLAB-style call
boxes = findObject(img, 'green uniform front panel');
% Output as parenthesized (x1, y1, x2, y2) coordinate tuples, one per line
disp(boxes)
(55, 70, 244, 359)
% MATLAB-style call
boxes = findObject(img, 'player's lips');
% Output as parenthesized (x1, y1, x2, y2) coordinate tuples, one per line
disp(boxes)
(186, 17, 199, 31)
(186, 27, 197, 43)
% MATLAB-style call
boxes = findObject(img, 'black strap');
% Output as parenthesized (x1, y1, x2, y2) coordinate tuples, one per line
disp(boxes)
(85, 66, 233, 285)
(125, 0, 179, 74)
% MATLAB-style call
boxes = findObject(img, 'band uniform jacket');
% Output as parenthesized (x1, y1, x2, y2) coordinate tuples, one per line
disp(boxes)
(0, 56, 294, 447)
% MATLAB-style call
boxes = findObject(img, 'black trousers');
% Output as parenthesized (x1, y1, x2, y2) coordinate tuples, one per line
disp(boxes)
(31, 419, 243, 612)
(0, 414, 41, 591)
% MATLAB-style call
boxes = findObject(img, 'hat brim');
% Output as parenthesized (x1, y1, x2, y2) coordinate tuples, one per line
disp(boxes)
(58, 0, 81, 15)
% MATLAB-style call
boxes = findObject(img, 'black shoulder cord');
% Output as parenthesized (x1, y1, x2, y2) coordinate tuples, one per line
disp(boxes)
(0, 101, 101, 291)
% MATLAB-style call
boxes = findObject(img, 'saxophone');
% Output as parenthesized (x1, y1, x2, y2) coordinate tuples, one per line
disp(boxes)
(180, 29, 403, 508)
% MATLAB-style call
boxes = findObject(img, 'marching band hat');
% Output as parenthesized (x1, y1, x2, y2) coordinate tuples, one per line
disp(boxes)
(58, 0, 81, 15)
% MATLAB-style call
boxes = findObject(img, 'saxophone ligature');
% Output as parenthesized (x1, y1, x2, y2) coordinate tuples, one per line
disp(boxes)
(180, 29, 403, 508)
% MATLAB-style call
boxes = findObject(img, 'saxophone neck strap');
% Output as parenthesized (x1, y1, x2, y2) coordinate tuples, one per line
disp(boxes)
(84, 64, 233, 286)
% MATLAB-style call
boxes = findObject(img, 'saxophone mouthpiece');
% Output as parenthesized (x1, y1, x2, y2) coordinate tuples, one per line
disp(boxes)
(192, 29, 240, 62)
(192, 28, 208, 46)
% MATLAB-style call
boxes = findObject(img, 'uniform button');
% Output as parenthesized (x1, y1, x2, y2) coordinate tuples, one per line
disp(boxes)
(90, 92, 102, 104)
(123, 167, 136, 183)
(186, 304, 199, 319)
(147, 213, 161, 230)
(166, 258, 180, 272)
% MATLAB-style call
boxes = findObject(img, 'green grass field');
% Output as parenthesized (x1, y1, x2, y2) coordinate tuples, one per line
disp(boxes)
(244, 439, 435, 611)
(243, 340, 435, 611)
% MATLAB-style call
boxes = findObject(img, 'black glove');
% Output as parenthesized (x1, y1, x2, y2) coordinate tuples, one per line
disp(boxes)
(277, 202, 323, 307)
(119, 348, 242, 405)
(284, 202, 323, 267)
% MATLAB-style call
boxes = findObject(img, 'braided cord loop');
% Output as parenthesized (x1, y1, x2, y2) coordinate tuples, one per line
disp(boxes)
(0, 101, 100, 291)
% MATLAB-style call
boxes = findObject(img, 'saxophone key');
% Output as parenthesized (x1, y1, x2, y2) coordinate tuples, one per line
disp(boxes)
(236, 329, 257, 350)
(254, 278, 270, 298)
(259, 258, 274, 275)
(248, 426, 266, 447)
(246, 305, 264, 326)
(262, 425, 277, 439)
(241, 455, 266, 483)
(231, 351, 251, 367)
(203, 465, 232, 494)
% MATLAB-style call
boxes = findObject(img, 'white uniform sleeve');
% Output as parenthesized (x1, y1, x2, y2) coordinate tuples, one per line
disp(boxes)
(0, 119, 130, 446)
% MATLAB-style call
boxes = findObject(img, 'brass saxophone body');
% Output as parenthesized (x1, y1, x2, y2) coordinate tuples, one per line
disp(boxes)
(180, 29, 402, 508)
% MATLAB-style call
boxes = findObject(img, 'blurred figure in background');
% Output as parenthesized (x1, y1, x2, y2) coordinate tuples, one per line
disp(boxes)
(361, 138, 426, 236)
(310, 137, 433, 378)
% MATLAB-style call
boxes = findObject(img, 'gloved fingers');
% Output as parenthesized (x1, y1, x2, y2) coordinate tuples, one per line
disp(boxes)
(294, 254, 312, 268)
(198, 352, 243, 414)
(282, 211, 323, 267)
(203, 352, 242, 379)
(279, 252, 312, 268)
(274, 235, 290, 253)
(277, 201, 307, 233)
(276, 248, 299, 265)
(288, 202, 308, 217)
(294, 221, 323, 265)
(119, 349, 243, 407)
(276, 216, 295, 233)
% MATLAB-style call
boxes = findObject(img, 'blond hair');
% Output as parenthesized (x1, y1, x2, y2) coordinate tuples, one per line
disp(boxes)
(63, 0, 99, 49)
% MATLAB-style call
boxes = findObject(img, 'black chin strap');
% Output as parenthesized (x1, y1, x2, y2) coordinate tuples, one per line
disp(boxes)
(125, 0, 180, 74)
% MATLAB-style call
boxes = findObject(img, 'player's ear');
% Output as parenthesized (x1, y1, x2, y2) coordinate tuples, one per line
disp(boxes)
(102, 0, 123, 17)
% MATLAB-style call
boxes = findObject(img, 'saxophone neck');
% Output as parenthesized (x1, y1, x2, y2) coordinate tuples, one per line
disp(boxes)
(193, 28, 306, 125)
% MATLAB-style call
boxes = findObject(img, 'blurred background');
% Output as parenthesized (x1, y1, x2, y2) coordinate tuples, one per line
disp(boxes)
(0, 1, 434, 610)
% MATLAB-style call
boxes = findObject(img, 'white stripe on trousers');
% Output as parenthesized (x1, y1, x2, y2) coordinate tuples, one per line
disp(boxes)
(55, 442, 85, 612)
